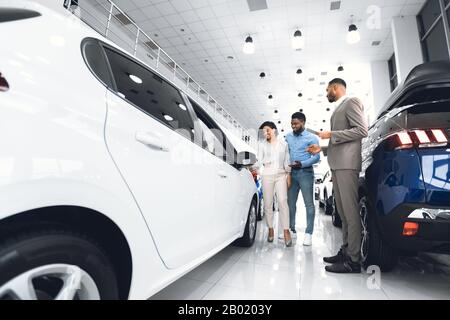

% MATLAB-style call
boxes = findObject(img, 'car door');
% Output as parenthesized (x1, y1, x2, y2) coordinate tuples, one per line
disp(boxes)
(101, 44, 217, 269)
(188, 98, 247, 240)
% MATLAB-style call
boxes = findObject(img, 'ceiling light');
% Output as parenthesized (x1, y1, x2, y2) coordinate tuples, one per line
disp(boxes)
(129, 74, 142, 84)
(164, 114, 174, 121)
(298, 93, 303, 98)
(178, 103, 187, 111)
(295, 68, 303, 82)
(260, 72, 266, 78)
(347, 24, 360, 44)
(338, 65, 344, 72)
(243, 36, 255, 54)
(267, 94, 274, 106)
(291, 30, 304, 50)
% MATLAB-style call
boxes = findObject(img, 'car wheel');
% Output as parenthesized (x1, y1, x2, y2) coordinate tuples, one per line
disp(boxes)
(359, 196, 398, 272)
(257, 198, 264, 221)
(234, 201, 257, 247)
(0, 230, 119, 300)
(324, 191, 333, 216)
(318, 191, 325, 208)
(331, 196, 342, 228)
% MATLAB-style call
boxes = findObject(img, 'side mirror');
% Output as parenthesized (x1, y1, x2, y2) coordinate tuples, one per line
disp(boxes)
(236, 151, 257, 167)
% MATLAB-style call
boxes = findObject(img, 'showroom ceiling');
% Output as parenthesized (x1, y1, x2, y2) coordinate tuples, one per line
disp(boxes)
(95, 0, 426, 132)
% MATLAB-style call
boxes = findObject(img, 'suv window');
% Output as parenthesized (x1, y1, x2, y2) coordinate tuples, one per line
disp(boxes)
(103, 47, 194, 139)
(82, 39, 113, 88)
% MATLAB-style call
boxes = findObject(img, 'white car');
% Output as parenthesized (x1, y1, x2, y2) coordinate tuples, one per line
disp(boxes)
(0, 1, 259, 300)
(316, 170, 334, 215)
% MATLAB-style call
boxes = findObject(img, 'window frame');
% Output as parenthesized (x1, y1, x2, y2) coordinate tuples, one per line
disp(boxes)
(82, 37, 198, 143)
(418, 0, 450, 62)
(187, 97, 239, 169)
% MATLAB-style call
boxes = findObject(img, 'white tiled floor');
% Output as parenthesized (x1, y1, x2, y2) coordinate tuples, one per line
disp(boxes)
(150, 202, 450, 300)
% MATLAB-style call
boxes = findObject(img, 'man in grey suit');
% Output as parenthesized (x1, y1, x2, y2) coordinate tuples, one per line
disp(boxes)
(311, 78, 368, 273)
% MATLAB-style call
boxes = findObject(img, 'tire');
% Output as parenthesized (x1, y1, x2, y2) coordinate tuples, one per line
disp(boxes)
(318, 190, 324, 207)
(360, 196, 398, 272)
(234, 201, 257, 247)
(331, 196, 342, 228)
(0, 230, 119, 300)
(257, 198, 264, 221)
(324, 191, 333, 216)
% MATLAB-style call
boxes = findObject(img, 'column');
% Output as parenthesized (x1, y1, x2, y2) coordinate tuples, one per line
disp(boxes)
(391, 16, 424, 82)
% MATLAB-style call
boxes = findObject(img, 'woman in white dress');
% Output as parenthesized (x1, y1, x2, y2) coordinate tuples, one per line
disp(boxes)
(252, 122, 293, 247)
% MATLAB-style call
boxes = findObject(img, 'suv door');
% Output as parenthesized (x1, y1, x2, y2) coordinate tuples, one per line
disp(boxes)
(101, 44, 217, 269)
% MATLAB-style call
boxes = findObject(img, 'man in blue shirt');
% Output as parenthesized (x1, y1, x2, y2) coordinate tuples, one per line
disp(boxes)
(285, 112, 320, 246)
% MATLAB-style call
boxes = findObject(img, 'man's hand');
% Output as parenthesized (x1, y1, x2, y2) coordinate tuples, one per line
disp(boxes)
(287, 174, 292, 189)
(318, 131, 332, 140)
(307, 145, 322, 155)
(289, 161, 302, 169)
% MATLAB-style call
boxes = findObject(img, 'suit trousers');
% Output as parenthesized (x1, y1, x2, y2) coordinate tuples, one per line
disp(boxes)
(261, 173, 290, 230)
(332, 169, 361, 262)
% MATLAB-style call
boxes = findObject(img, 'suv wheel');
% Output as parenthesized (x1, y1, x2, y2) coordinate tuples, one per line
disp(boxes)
(359, 196, 398, 272)
(0, 230, 119, 300)
(234, 201, 257, 247)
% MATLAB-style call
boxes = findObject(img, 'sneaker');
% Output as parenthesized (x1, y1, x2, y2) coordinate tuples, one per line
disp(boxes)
(303, 233, 312, 246)
(323, 249, 346, 264)
(325, 258, 361, 274)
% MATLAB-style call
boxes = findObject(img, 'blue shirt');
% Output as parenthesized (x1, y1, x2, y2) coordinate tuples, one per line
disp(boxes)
(285, 130, 320, 168)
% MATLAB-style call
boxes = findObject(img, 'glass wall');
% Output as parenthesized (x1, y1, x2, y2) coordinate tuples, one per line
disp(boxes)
(418, 0, 450, 61)
(388, 54, 398, 92)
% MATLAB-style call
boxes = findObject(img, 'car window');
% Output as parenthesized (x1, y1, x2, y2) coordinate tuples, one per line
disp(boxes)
(103, 47, 194, 140)
(189, 98, 234, 163)
(82, 39, 113, 88)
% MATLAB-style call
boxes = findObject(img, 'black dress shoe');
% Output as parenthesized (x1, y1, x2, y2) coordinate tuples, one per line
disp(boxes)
(323, 249, 346, 264)
(325, 259, 361, 274)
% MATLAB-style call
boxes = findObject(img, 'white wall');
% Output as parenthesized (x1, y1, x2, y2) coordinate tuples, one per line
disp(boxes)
(391, 16, 424, 82)
(370, 61, 392, 119)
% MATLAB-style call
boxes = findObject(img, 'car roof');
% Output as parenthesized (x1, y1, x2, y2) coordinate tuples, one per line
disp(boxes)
(378, 61, 450, 119)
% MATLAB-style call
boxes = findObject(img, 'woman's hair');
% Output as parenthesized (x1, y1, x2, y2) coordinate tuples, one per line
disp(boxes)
(259, 121, 278, 131)
(258, 121, 278, 140)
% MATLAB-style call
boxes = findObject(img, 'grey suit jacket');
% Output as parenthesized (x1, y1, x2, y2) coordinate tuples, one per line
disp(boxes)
(327, 97, 368, 171)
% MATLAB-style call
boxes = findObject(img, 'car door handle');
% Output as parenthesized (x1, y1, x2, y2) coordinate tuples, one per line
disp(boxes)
(135, 131, 169, 152)
(218, 171, 228, 178)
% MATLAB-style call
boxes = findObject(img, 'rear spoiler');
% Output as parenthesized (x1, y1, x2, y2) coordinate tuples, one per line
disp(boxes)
(378, 61, 450, 119)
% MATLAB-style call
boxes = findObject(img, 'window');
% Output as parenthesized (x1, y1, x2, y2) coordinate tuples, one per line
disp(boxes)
(423, 20, 449, 61)
(418, 0, 442, 34)
(189, 98, 235, 163)
(418, 0, 450, 62)
(82, 39, 113, 88)
(388, 54, 398, 92)
(103, 47, 194, 140)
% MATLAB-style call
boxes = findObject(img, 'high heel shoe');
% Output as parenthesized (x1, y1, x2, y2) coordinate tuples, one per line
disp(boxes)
(268, 228, 274, 243)
(284, 230, 293, 247)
